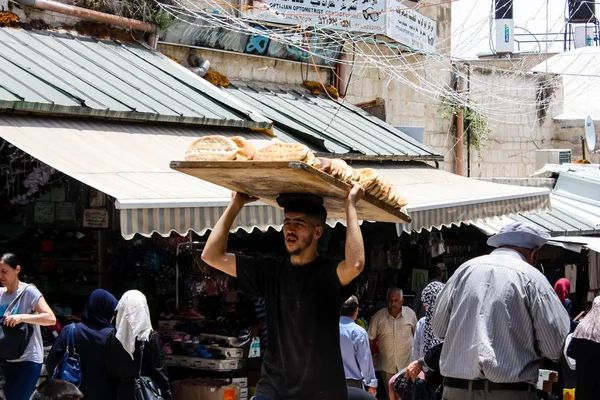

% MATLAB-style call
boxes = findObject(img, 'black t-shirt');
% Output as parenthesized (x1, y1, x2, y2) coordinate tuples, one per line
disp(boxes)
(236, 255, 348, 400)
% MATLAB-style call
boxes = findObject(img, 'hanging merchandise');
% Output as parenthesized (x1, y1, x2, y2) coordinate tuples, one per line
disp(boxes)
(248, 337, 261, 358)
(589, 251, 600, 290)
(387, 240, 402, 270)
(429, 232, 446, 258)
(565, 264, 578, 294)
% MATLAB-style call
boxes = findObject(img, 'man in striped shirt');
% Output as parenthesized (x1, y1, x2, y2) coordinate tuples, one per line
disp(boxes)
(432, 222, 570, 400)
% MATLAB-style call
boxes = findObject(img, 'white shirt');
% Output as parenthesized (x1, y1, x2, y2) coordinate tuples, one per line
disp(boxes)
(433, 248, 570, 384)
(368, 306, 417, 373)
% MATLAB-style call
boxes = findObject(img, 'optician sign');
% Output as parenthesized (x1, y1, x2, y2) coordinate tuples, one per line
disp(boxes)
(241, 0, 437, 53)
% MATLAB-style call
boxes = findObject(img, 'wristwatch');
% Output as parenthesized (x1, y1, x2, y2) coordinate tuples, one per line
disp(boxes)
(418, 358, 431, 374)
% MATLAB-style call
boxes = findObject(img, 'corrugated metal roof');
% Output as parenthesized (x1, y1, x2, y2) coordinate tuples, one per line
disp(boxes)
(470, 169, 600, 236)
(223, 82, 443, 161)
(0, 27, 271, 129)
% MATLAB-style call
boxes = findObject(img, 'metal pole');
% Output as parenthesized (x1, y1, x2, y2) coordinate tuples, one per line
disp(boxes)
(456, 72, 464, 177)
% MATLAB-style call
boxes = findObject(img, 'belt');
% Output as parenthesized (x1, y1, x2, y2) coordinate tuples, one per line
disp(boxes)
(444, 378, 534, 392)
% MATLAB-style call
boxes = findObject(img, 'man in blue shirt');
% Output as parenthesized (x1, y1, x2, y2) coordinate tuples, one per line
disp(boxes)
(339, 296, 377, 397)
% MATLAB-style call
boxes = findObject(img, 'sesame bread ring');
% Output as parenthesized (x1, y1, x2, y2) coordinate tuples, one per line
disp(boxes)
(254, 143, 310, 161)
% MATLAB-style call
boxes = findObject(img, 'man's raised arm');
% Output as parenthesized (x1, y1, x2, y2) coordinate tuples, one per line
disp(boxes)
(337, 182, 365, 286)
(201, 193, 256, 277)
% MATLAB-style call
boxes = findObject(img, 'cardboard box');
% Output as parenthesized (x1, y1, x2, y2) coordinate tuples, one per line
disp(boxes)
(210, 347, 245, 359)
(231, 378, 248, 388)
(172, 379, 239, 400)
(202, 359, 246, 371)
(165, 355, 180, 367)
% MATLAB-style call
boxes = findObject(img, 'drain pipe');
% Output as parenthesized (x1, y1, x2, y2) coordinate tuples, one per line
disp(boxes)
(13, 0, 153, 32)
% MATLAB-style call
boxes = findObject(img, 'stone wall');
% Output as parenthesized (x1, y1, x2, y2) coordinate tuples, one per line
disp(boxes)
(461, 62, 565, 178)
(552, 119, 600, 164)
(158, 2, 455, 170)
(14, 1, 572, 178)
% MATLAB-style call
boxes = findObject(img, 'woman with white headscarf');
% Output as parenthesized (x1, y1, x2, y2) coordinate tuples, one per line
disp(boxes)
(566, 296, 600, 400)
(106, 290, 172, 400)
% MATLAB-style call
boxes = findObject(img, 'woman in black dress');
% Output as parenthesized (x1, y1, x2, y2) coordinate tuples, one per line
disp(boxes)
(106, 290, 172, 400)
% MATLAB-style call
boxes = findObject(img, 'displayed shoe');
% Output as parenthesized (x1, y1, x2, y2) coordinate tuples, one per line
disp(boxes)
(192, 336, 200, 345)
(171, 332, 183, 342)
(163, 343, 173, 355)
(177, 308, 205, 320)
(195, 345, 213, 358)
(183, 334, 193, 344)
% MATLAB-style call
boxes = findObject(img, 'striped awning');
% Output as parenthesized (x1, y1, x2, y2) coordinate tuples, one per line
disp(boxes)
(402, 194, 551, 233)
(119, 205, 346, 239)
(0, 115, 550, 240)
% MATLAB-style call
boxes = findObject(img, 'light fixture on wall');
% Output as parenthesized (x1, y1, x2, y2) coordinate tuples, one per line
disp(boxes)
(187, 54, 211, 77)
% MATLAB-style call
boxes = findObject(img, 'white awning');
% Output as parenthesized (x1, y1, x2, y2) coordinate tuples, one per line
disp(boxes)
(0, 115, 550, 239)
(348, 163, 550, 233)
(0, 114, 346, 239)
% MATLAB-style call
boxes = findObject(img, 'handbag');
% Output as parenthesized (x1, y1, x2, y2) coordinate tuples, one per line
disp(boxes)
(52, 323, 82, 387)
(0, 284, 34, 360)
(133, 342, 163, 400)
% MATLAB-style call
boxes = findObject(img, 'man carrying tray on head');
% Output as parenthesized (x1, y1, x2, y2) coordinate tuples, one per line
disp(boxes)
(202, 183, 365, 400)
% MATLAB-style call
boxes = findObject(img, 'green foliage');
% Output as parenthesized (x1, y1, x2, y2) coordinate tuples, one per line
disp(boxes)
(439, 95, 491, 153)
(149, 10, 174, 31)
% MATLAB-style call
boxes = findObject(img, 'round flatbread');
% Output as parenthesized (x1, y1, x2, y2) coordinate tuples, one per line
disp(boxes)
(254, 143, 310, 161)
(358, 168, 379, 190)
(396, 195, 408, 208)
(304, 152, 316, 164)
(185, 136, 238, 161)
(317, 157, 332, 173)
(230, 136, 256, 160)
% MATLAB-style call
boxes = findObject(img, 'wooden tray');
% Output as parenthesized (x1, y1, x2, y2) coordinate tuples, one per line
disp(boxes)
(170, 160, 411, 223)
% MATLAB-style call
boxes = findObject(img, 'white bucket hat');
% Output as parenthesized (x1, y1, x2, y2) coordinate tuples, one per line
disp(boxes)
(487, 222, 551, 249)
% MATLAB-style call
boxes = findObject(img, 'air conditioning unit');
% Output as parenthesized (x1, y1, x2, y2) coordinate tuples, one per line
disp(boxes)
(535, 149, 572, 170)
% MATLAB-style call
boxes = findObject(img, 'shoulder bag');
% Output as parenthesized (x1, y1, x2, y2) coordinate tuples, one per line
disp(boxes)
(52, 323, 82, 387)
(0, 284, 34, 360)
(133, 342, 164, 400)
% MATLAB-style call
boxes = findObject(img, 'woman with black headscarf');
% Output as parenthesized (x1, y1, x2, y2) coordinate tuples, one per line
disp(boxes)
(397, 281, 446, 400)
(46, 289, 119, 400)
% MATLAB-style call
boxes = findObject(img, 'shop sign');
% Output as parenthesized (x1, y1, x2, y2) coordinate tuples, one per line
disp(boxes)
(386, 0, 436, 54)
(83, 209, 109, 228)
(34, 202, 55, 224)
(241, 0, 437, 53)
(241, 0, 387, 35)
(55, 202, 77, 222)
(411, 268, 429, 292)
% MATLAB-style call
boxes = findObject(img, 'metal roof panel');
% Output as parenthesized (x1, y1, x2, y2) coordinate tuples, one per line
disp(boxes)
(0, 27, 270, 129)
(224, 82, 442, 160)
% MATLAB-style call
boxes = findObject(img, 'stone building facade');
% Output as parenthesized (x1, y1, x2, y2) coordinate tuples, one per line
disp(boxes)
(10, 1, 593, 178)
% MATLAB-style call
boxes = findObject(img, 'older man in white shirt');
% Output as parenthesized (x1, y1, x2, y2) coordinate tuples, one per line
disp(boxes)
(433, 222, 570, 400)
(368, 288, 417, 398)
